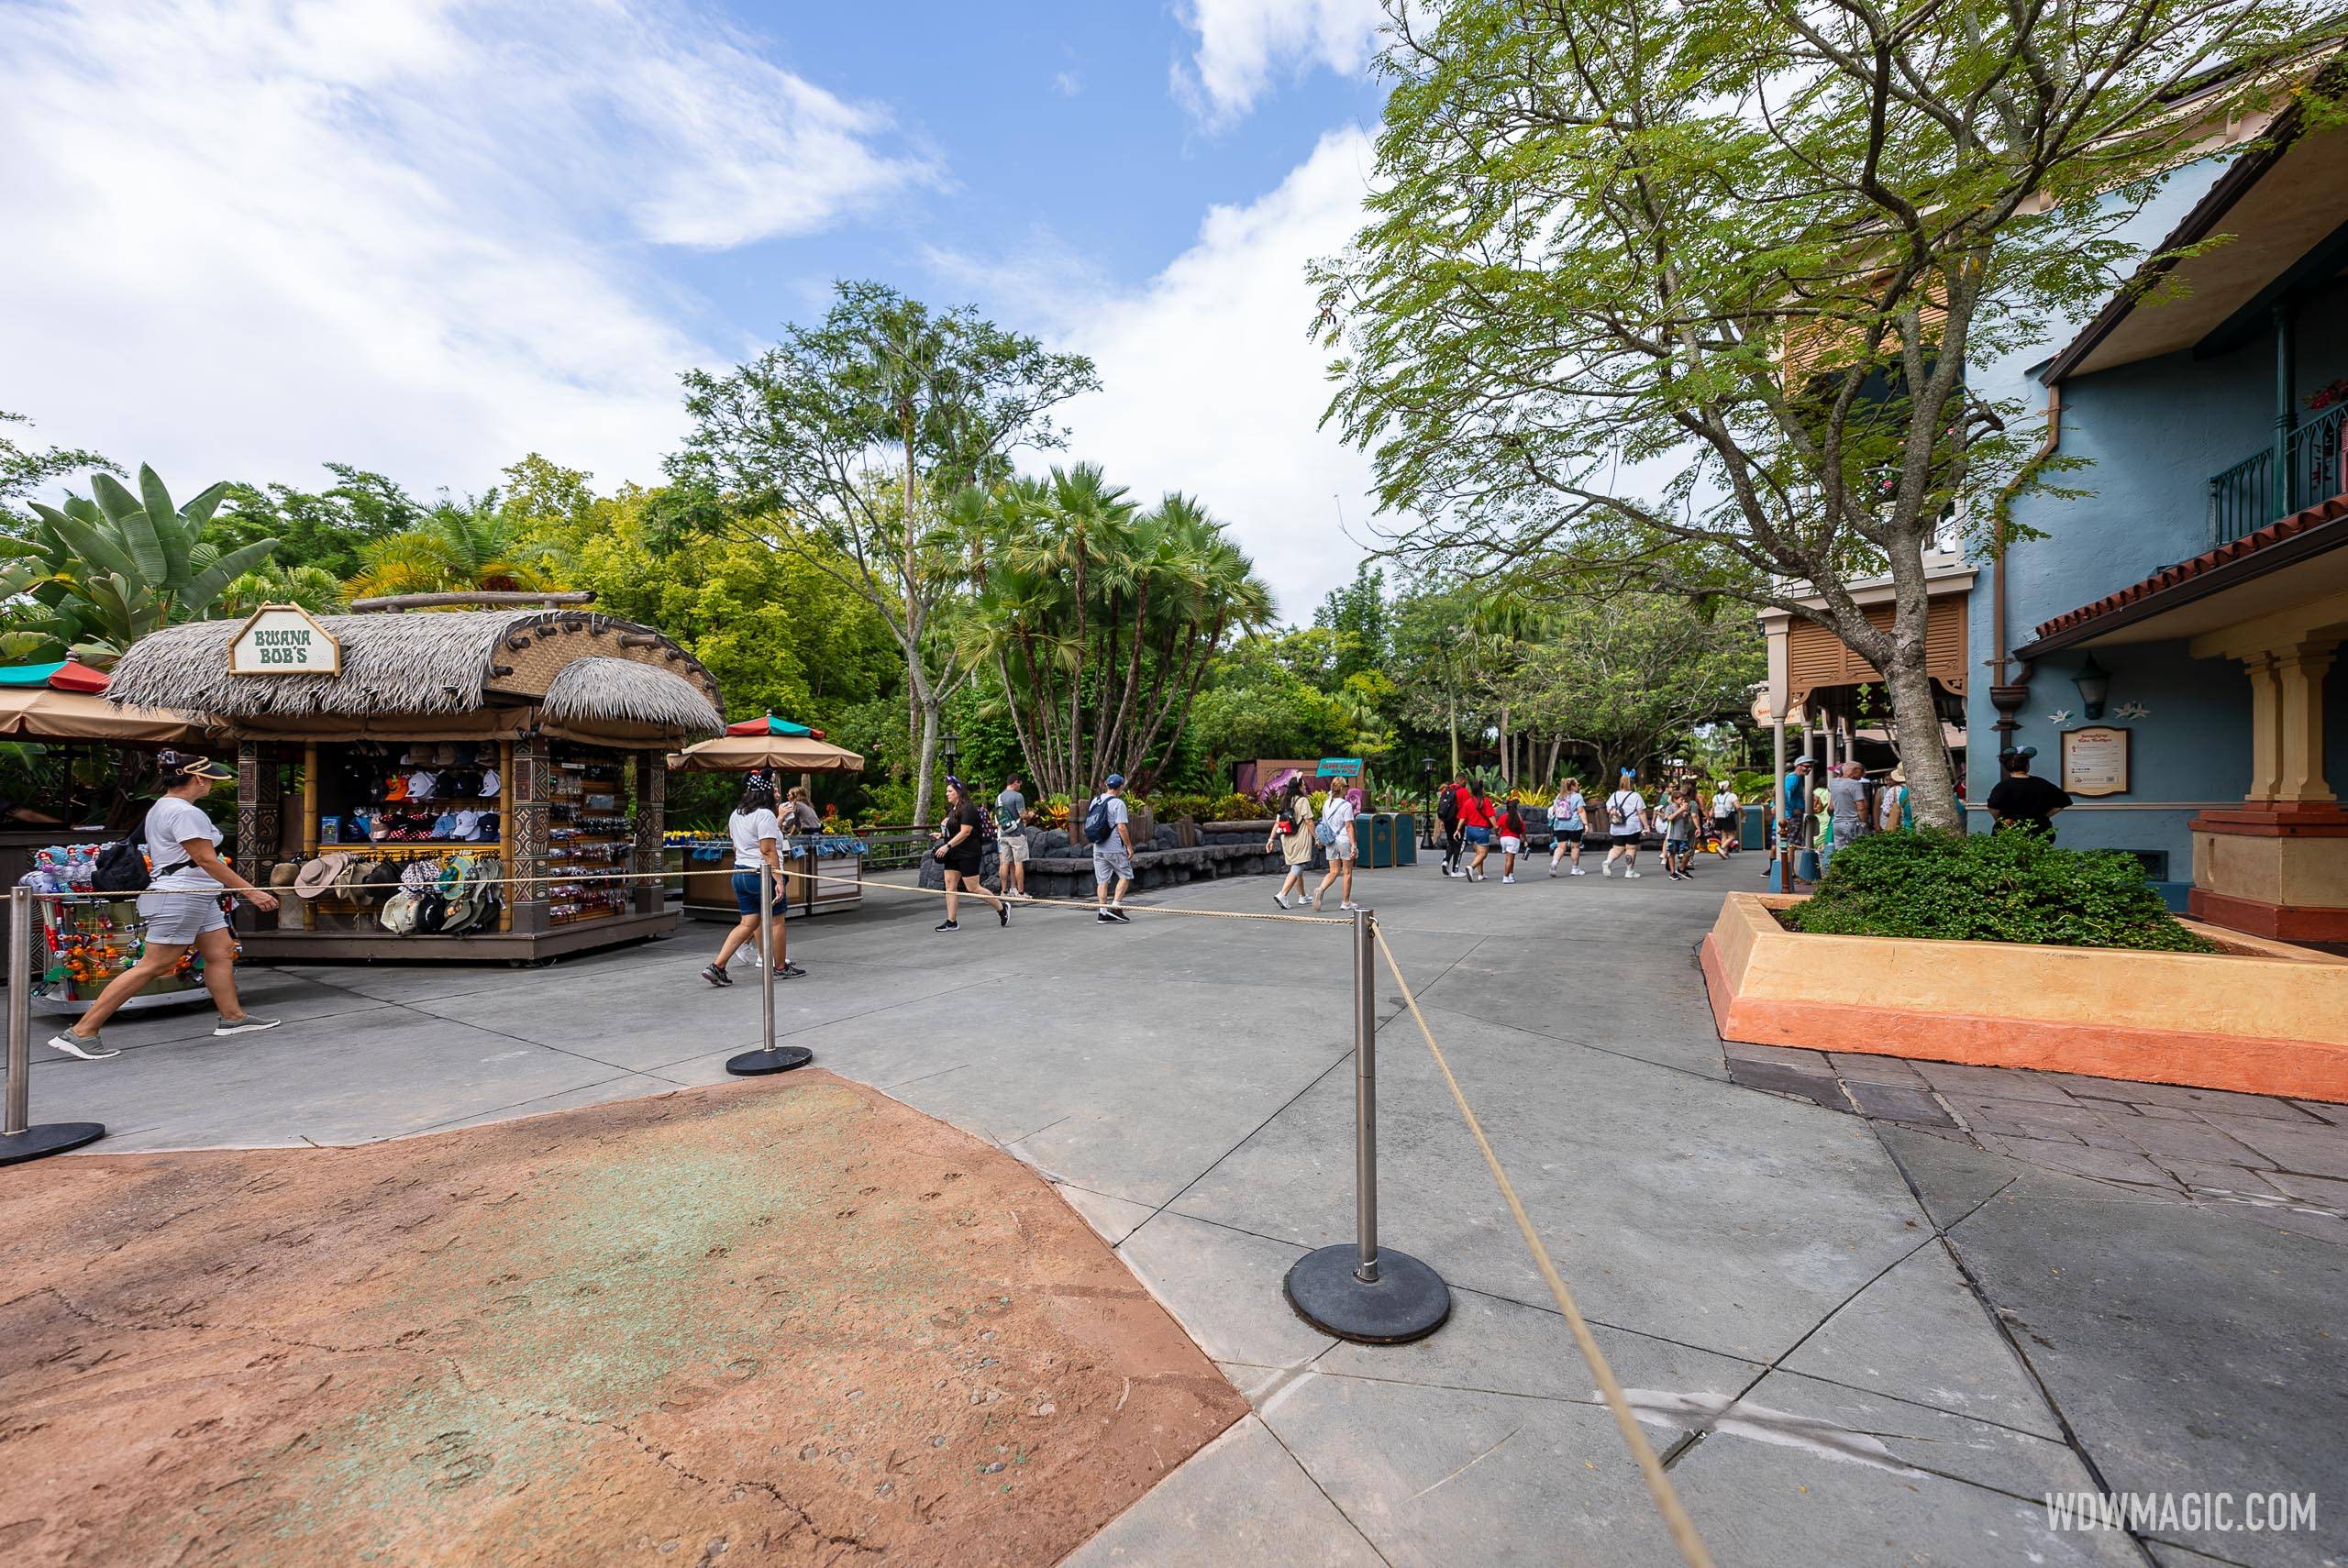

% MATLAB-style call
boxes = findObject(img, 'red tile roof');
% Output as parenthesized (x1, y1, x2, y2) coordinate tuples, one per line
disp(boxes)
(2029, 491, 2348, 644)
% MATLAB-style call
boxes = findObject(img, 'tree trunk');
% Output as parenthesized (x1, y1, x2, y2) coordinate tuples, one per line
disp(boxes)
(1447, 695, 1460, 776)
(1499, 705, 1512, 784)
(1861, 548, 1961, 832)
(912, 693, 941, 829)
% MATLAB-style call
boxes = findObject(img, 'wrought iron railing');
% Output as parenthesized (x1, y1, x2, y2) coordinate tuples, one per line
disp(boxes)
(2209, 403, 2348, 546)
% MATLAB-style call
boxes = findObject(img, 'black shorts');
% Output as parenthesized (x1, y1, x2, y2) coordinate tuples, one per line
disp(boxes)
(1611, 832, 1642, 846)
(1555, 828, 1584, 844)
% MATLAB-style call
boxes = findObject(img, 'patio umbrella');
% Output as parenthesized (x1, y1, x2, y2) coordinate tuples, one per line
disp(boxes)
(725, 713, 827, 739)
(0, 660, 216, 742)
(668, 732, 864, 772)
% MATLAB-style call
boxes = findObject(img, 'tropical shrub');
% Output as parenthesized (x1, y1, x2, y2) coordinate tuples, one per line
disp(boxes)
(1787, 830, 2219, 953)
(2, 465, 279, 665)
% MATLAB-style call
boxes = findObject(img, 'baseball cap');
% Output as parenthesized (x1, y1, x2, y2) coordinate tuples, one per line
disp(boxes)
(156, 749, 233, 781)
(1105, 773, 1125, 789)
(1794, 757, 1814, 769)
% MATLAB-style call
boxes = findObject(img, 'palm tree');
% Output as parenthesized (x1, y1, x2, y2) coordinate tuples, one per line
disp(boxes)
(344, 499, 568, 602)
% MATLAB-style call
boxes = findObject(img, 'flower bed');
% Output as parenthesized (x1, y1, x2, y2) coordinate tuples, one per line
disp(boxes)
(1700, 893, 2348, 1102)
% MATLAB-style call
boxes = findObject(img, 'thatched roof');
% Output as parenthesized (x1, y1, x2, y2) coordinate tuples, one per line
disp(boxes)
(106, 610, 722, 731)
(544, 657, 721, 736)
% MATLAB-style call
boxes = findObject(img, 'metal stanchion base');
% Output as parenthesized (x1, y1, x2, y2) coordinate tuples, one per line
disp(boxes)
(725, 1046, 814, 1077)
(1284, 1243, 1450, 1344)
(0, 1121, 105, 1166)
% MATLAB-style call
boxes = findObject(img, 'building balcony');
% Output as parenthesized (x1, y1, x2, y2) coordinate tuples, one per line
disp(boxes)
(2210, 399, 2348, 546)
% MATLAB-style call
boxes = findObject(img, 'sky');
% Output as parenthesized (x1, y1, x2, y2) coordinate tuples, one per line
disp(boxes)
(0, 0, 1400, 622)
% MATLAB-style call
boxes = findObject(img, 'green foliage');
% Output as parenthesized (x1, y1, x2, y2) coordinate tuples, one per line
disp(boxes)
(1, 411, 113, 513)
(1184, 634, 1356, 779)
(218, 562, 346, 617)
(672, 280, 1101, 825)
(1, 463, 278, 665)
(1505, 591, 1763, 781)
(213, 464, 426, 578)
(959, 469, 1272, 797)
(1316, 0, 2332, 831)
(1788, 831, 2219, 953)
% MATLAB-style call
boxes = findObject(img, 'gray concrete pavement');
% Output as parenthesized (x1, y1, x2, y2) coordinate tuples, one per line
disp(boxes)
(22, 860, 2347, 1566)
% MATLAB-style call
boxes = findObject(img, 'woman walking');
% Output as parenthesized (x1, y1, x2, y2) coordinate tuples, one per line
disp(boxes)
(1602, 769, 1646, 878)
(1437, 777, 1466, 876)
(1709, 778, 1742, 856)
(1498, 798, 1526, 884)
(1547, 778, 1587, 876)
(1458, 779, 1497, 881)
(933, 777, 1008, 932)
(47, 752, 283, 1060)
(1268, 778, 1317, 910)
(703, 778, 802, 985)
(1312, 786, 1363, 911)
(1661, 784, 1697, 879)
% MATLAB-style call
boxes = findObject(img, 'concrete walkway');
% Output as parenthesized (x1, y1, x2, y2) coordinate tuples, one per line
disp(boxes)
(27, 861, 2347, 1567)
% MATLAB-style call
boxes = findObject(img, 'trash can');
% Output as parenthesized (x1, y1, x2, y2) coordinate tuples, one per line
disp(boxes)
(1742, 803, 1766, 850)
(1367, 812, 1397, 868)
(1393, 811, 1418, 866)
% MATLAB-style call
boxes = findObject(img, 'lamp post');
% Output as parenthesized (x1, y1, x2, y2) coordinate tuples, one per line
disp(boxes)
(940, 730, 959, 769)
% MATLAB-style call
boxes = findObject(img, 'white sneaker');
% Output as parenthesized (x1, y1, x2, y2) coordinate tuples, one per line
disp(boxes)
(47, 1030, 119, 1061)
(1571, 867, 1586, 876)
(1273, 891, 1291, 910)
(1340, 901, 1364, 912)
(744, 950, 762, 970)
(1624, 869, 1642, 878)
(1501, 874, 1515, 884)
(1601, 862, 1613, 877)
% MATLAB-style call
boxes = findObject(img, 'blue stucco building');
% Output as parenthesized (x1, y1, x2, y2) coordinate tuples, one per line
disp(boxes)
(1971, 95, 2348, 940)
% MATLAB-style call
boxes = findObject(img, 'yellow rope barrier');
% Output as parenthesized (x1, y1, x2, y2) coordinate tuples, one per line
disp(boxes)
(1371, 923, 1719, 1568)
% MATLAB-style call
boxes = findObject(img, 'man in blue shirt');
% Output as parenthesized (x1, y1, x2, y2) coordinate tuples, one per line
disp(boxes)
(1780, 757, 1814, 848)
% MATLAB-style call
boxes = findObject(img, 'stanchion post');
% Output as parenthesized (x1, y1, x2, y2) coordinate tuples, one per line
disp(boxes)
(2, 888, 106, 1165)
(1352, 904, 1379, 1284)
(725, 858, 812, 1077)
(1282, 905, 1448, 1343)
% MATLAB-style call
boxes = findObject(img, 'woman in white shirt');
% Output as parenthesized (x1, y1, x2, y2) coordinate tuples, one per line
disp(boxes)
(1309, 787, 1365, 912)
(702, 779, 803, 987)
(47, 751, 282, 1061)
(1709, 779, 1742, 856)
(1602, 769, 1646, 878)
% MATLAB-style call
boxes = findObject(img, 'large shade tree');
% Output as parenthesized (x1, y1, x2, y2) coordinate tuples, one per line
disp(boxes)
(1318, 0, 2329, 829)
(672, 282, 1099, 824)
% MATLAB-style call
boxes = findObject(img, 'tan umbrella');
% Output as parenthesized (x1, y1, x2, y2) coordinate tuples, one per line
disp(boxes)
(668, 733, 865, 772)
(0, 685, 216, 743)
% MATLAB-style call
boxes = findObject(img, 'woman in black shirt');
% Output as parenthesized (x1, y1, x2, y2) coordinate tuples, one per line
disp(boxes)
(933, 777, 1009, 932)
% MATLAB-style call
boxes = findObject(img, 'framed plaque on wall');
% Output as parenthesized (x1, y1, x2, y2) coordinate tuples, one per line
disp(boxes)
(2060, 725, 2131, 797)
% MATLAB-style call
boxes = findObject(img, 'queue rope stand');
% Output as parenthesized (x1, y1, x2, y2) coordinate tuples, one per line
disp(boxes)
(725, 862, 812, 1077)
(1282, 906, 1450, 1343)
(2, 886, 105, 1166)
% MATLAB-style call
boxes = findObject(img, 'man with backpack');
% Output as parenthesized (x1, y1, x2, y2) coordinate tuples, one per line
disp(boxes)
(1084, 774, 1135, 923)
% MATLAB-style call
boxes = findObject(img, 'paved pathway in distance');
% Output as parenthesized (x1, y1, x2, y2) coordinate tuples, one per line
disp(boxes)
(30, 859, 2348, 1567)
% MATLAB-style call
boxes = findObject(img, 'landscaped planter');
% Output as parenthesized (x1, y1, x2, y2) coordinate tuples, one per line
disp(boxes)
(1700, 893, 2348, 1102)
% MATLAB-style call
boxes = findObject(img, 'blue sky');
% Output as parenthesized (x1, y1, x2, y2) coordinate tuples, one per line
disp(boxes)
(0, 0, 1398, 618)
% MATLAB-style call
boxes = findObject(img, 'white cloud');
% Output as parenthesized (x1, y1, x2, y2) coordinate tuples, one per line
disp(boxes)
(0, 0, 932, 501)
(1173, 0, 1385, 127)
(961, 127, 1383, 623)
(1053, 69, 1082, 98)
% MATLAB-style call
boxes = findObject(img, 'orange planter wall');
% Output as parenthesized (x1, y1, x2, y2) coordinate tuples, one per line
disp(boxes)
(1700, 894, 2348, 1103)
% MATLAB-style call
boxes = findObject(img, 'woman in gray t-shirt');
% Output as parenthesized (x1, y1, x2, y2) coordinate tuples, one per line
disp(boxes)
(47, 751, 282, 1061)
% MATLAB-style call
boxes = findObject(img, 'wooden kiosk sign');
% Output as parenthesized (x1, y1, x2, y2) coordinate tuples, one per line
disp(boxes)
(227, 604, 341, 675)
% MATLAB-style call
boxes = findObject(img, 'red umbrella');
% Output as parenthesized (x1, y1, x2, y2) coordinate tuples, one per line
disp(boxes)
(48, 659, 111, 693)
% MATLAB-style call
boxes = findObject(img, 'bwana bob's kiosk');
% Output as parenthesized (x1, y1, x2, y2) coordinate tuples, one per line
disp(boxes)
(105, 598, 724, 962)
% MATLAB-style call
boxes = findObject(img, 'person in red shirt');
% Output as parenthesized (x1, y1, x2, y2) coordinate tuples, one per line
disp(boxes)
(1455, 779, 1499, 881)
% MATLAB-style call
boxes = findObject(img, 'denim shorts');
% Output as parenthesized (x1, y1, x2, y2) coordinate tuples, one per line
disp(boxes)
(1464, 825, 1492, 845)
(138, 889, 229, 945)
(732, 870, 787, 915)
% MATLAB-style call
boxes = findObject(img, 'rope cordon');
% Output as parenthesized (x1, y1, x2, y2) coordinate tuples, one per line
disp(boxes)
(1372, 923, 1718, 1568)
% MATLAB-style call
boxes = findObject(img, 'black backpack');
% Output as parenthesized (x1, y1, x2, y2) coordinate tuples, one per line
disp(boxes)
(1082, 796, 1115, 844)
(1436, 784, 1459, 823)
(93, 835, 150, 894)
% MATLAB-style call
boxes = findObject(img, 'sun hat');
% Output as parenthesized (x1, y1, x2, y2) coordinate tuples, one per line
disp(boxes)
(294, 854, 351, 900)
(268, 861, 302, 889)
(1888, 767, 1907, 783)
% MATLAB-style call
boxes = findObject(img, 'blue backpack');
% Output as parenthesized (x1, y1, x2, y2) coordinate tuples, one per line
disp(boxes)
(1082, 796, 1116, 844)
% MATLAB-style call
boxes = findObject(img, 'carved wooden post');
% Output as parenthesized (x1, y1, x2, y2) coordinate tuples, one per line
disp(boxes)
(634, 752, 666, 917)
(509, 735, 549, 934)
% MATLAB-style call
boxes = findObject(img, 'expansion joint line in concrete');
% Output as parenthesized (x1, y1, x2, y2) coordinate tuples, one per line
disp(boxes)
(1372, 923, 1719, 1568)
